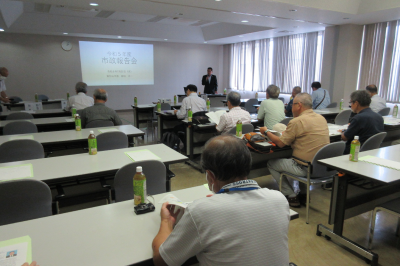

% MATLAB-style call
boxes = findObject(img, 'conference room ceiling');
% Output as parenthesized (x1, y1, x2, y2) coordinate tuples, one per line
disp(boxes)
(0, 0, 400, 44)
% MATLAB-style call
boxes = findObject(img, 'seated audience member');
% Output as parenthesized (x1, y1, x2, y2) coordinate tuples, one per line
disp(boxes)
(341, 90, 384, 154)
(174, 84, 206, 119)
(65, 82, 94, 111)
(257, 85, 285, 129)
(152, 135, 290, 266)
(285, 86, 301, 117)
(366, 84, 387, 113)
(216, 91, 251, 134)
(261, 93, 329, 207)
(311, 82, 331, 109)
(80, 88, 123, 128)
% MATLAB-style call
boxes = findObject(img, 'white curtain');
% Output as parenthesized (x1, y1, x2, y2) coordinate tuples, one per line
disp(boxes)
(229, 31, 324, 94)
(357, 20, 400, 102)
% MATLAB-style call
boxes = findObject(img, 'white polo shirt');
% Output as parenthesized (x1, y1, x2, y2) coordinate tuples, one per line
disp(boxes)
(159, 180, 290, 266)
(0, 80, 6, 92)
(216, 106, 251, 134)
(370, 94, 387, 113)
(176, 93, 207, 119)
(65, 92, 94, 111)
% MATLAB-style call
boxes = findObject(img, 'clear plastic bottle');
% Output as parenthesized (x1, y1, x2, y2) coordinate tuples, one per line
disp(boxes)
(188, 107, 193, 122)
(88, 130, 97, 155)
(75, 114, 81, 131)
(349, 136, 360, 162)
(133, 166, 147, 206)
(236, 119, 242, 137)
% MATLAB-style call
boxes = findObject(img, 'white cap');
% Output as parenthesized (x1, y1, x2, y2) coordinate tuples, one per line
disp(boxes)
(354, 136, 359, 140)
(75, 114, 79, 117)
(90, 131, 94, 134)
(72, 104, 75, 106)
(136, 166, 142, 172)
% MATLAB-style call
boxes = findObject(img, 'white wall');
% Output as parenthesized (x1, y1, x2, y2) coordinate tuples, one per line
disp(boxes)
(0, 33, 224, 110)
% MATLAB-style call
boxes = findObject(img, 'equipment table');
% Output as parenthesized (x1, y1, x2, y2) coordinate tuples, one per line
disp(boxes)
(0, 109, 70, 120)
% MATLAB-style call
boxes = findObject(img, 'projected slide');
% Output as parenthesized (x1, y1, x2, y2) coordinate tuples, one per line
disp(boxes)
(79, 41, 154, 86)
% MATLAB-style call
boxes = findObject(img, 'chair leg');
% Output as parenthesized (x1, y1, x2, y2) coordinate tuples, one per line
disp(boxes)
(368, 208, 379, 250)
(279, 173, 283, 192)
(306, 180, 310, 224)
(396, 217, 400, 237)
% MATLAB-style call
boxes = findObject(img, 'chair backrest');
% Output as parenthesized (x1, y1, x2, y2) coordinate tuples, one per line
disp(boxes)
(278, 97, 285, 103)
(3, 121, 38, 135)
(193, 111, 207, 117)
(378, 107, 390, 116)
(97, 131, 129, 151)
(38, 94, 49, 101)
(0, 179, 52, 226)
(334, 109, 352, 125)
(161, 103, 171, 111)
(326, 102, 337, 108)
(114, 160, 166, 202)
(311, 142, 346, 178)
(244, 99, 259, 113)
(360, 132, 387, 152)
(227, 123, 254, 135)
(6, 112, 35, 120)
(85, 120, 114, 128)
(280, 117, 293, 125)
(0, 139, 45, 163)
(8, 96, 23, 103)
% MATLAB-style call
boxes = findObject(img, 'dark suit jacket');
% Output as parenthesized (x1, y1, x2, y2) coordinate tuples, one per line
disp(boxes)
(202, 75, 218, 94)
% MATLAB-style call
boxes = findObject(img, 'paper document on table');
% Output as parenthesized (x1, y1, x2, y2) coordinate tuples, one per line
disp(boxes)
(0, 236, 32, 266)
(97, 128, 120, 133)
(9, 135, 34, 141)
(0, 164, 33, 181)
(327, 124, 348, 135)
(125, 149, 161, 162)
(359, 155, 400, 171)
(206, 110, 227, 124)
(384, 117, 400, 125)
(65, 118, 74, 122)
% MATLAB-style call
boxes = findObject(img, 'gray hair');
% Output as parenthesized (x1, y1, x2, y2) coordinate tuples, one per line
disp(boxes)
(295, 93, 312, 108)
(266, 85, 280, 99)
(350, 90, 371, 107)
(201, 135, 252, 182)
(227, 91, 241, 106)
(93, 89, 108, 101)
(293, 86, 301, 94)
(75, 82, 88, 93)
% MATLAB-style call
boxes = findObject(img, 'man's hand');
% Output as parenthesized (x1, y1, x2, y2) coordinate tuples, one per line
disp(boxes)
(160, 202, 181, 226)
(259, 126, 268, 135)
(2, 97, 10, 103)
(173, 109, 178, 114)
(22, 262, 39, 266)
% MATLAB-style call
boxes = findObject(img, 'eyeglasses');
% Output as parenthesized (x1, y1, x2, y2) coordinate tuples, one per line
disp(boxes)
(349, 101, 355, 105)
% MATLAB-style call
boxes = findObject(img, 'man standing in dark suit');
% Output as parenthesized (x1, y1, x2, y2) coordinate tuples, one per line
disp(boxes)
(202, 67, 218, 94)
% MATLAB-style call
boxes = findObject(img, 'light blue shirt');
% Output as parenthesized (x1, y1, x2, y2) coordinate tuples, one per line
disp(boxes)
(312, 88, 331, 109)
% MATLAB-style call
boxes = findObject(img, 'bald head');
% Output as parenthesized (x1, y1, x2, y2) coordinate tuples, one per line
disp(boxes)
(201, 135, 251, 182)
(0, 67, 9, 77)
(93, 88, 108, 102)
(366, 84, 378, 95)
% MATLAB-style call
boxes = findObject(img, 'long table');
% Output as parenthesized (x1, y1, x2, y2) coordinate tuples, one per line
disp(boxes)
(0, 144, 187, 191)
(0, 125, 144, 149)
(2, 99, 67, 111)
(0, 109, 70, 120)
(0, 117, 76, 134)
(0, 185, 298, 266)
(131, 103, 182, 129)
(317, 145, 400, 266)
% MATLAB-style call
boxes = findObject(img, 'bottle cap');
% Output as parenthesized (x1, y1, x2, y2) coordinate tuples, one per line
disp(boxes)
(90, 131, 94, 134)
(355, 136, 359, 140)
(75, 114, 79, 117)
(136, 166, 142, 172)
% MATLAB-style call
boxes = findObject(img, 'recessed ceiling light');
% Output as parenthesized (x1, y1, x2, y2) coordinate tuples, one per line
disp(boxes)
(164, 39, 168, 41)
(289, 9, 297, 12)
(215, 0, 221, 1)
(63, 32, 68, 35)
(118, 36, 122, 38)
(343, 18, 350, 19)
(204, 42, 207, 43)
(90, 3, 99, 6)
(318, 22, 324, 25)
(241, 20, 249, 23)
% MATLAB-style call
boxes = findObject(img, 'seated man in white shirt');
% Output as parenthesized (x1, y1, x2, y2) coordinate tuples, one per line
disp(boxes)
(65, 82, 94, 111)
(366, 84, 386, 113)
(174, 84, 207, 119)
(216, 91, 251, 134)
(152, 135, 290, 266)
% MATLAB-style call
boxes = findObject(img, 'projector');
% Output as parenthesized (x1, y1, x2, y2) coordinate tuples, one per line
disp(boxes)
(158, 98, 171, 104)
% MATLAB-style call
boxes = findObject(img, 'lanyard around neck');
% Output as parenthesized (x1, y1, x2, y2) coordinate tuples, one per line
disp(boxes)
(217, 187, 259, 194)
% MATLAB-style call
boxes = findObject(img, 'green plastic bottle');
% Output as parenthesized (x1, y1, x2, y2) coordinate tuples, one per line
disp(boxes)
(174, 95, 177, 104)
(134, 96, 138, 107)
(67, 92, 70, 100)
(393, 105, 398, 118)
(75, 114, 81, 131)
(236, 119, 242, 137)
(188, 107, 193, 122)
(88, 131, 97, 155)
(133, 166, 147, 206)
(339, 99, 344, 110)
(71, 104, 77, 118)
(349, 136, 360, 162)
(255, 92, 258, 99)
(206, 98, 210, 111)
(157, 101, 161, 112)
(35, 93, 38, 102)
(224, 88, 227, 95)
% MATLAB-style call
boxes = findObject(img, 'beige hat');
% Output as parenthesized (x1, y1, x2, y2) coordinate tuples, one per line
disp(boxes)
(272, 123, 287, 136)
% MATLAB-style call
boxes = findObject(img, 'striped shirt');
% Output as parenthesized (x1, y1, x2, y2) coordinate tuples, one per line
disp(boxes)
(216, 106, 251, 134)
(160, 180, 290, 266)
